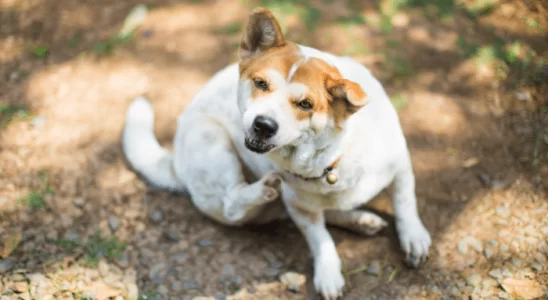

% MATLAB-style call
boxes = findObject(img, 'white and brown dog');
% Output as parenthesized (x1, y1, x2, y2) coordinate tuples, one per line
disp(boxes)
(122, 7, 431, 299)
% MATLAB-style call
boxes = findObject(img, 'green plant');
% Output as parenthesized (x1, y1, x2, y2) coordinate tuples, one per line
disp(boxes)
(0, 103, 30, 128)
(84, 231, 127, 267)
(17, 170, 54, 211)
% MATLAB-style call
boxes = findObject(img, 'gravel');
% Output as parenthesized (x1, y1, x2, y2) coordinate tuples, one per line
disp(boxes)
(366, 261, 381, 276)
(197, 239, 213, 247)
(488, 269, 502, 280)
(495, 207, 510, 217)
(108, 215, 120, 232)
(457, 239, 468, 254)
(483, 247, 494, 259)
(0, 258, 15, 274)
(148, 210, 163, 224)
(466, 274, 482, 287)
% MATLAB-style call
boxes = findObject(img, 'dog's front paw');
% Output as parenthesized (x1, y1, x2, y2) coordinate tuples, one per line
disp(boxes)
(314, 258, 345, 300)
(261, 171, 282, 203)
(396, 217, 431, 268)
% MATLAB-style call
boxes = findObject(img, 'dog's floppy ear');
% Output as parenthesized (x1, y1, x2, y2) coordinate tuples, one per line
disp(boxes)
(239, 7, 285, 62)
(325, 75, 369, 116)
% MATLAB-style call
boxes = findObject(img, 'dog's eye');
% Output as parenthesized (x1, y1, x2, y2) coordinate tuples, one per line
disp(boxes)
(297, 99, 313, 111)
(253, 79, 268, 91)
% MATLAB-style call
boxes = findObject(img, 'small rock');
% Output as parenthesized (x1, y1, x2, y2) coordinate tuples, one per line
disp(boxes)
(172, 281, 183, 292)
(366, 261, 381, 276)
(82, 291, 96, 299)
(263, 267, 279, 277)
(108, 216, 120, 233)
(466, 274, 482, 287)
(142, 30, 154, 39)
(511, 257, 522, 267)
(501, 268, 512, 278)
(457, 239, 468, 254)
(158, 285, 168, 295)
(478, 173, 490, 186)
(73, 198, 85, 208)
(534, 253, 546, 264)
(149, 263, 166, 284)
(447, 285, 461, 296)
(488, 269, 502, 280)
(427, 284, 442, 296)
(115, 252, 129, 269)
(491, 180, 505, 190)
(487, 240, 499, 247)
(279, 272, 306, 293)
(531, 262, 543, 272)
(183, 279, 200, 290)
(126, 282, 138, 299)
(148, 210, 163, 224)
(164, 230, 180, 243)
(0, 258, 15, 273)
(30, 116, 46, 128)
(468, 237, 483, 253)
(483, 247, 494, 259)
(98, 259, 109, 277)
(481, 278, 498, 287)
(220, 264, 235, 279)
(9, 281, 27, 293)
(197, 239, 213, 247)
(45, 230, 58, 241)
(495, 206, 510, 217)
(171, 253, 188, 264)
(247, 286, 256, 294)
(541, 227, 548, 235)
(63, 231, 79, 241)
(0, 198, 7, 207)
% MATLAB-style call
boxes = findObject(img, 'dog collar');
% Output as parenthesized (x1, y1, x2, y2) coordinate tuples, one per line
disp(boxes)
(287, 157, 341, 185)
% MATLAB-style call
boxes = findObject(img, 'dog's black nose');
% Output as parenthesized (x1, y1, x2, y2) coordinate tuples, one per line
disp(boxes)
(253, 115, 278, 139)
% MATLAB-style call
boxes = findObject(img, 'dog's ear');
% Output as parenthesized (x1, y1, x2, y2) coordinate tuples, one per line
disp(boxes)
(239, 7, 285, 62)
(325, 75, 369, 116)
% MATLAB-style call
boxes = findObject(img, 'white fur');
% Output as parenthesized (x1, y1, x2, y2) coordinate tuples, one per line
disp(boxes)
(122, 44, 431, 299)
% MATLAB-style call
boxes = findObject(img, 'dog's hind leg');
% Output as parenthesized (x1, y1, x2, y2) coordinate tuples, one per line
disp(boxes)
(174, 118, 282, 226)
(325, 210, 388, 236)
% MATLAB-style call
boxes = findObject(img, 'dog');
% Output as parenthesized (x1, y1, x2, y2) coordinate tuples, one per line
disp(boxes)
(122, 7, 431, 299)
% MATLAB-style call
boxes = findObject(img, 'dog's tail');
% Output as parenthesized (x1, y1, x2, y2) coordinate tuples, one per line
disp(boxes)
(122, 96, 184, 192)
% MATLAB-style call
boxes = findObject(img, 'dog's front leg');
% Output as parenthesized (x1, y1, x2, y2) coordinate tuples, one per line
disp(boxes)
(281, 185, 344, 300)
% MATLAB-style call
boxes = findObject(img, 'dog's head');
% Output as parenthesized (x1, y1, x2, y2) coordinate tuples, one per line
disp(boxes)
(237, 8, 369, 154)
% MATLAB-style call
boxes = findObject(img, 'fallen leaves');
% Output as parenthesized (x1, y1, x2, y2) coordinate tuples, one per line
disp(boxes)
(501, 278, 544, 300)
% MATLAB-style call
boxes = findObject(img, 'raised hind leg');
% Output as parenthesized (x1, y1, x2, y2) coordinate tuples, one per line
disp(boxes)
(325, 209, 388, 235)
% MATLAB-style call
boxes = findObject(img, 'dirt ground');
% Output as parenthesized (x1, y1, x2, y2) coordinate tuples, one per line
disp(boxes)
(0, 0, 547, 299)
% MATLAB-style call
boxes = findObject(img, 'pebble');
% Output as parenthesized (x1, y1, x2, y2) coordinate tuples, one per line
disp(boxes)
(488, 269, 502, 280)
(500, 244, 509, 253)
(279, 271, 306, 293)
(427, 284, 442, 296)
(0, 258, 15, 273)
(366, 261, 381, 276)
(164, 230, 180, 243)
(468, 237, 483, 253)
(45, 230, 58, 241)
(501, 268, 512, 278)
(10, 281, 28, 293)
(541, 227, 548, 235)
(115, 252, 129, 269)
(247, 286, 256, 294)
(263, 267, 279, 277)
(0, 198, 6, 207)
(457, 240, 468, 254)
(171, 253, 188, 265)
(483, 247, 494, 259)
(466, 274, 482, 287)
(511, 257, 522, 267)
(148, 210, 163, 224)
(495, 206, 510, 217)
(73, 198, 85, 208)
(447, 285, 461, 296)
(487, 240, 498, 247)
(183, 279, 201, 290)
(172, 281, 183, 292)
(197, 239, 213, 247)
(481, 278, 498, 287)
(63, 231, 79, 241)
(531, 262, 542, 272)
(220, 264, 236, 279)
(108, 216, 120, 232)
(534, 253, 546, 264)
(30, 116, 46, 128)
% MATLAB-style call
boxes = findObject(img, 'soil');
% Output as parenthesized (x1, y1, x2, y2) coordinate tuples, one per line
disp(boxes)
(0, 0, 547, 299)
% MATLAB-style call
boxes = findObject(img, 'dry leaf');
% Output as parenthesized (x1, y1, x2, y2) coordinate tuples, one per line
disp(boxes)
(462, 157, 480, 168)
(1, 232, 22, 258)
(501, 278, 544, 300)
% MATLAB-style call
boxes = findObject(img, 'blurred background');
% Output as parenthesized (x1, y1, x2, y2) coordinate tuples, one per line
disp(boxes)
(0, 0, 546, 299)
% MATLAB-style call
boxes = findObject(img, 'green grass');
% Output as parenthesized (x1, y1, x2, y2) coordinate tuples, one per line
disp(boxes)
(34, 46, 48, 57)
(84, 231, 127, 267)
(55, 231, 127, 268)
(0, 103, 30, 128)
(17, 170, 54, 211)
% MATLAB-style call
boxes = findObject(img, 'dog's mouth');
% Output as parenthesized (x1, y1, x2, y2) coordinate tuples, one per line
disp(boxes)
(245, 138, 275, 154)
